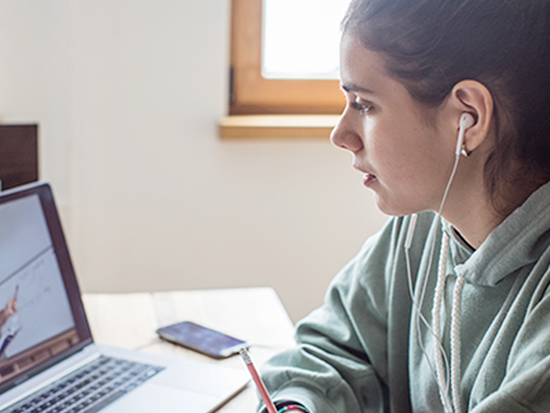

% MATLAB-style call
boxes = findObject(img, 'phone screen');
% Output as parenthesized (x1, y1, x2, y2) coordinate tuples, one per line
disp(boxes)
(156, 321, 246, 358)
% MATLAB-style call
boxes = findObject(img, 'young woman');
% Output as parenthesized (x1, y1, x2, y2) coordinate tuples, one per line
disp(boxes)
(258, 0, 550, 412)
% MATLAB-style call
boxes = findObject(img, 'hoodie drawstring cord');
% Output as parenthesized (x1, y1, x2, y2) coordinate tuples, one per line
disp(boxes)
(451, 275, 465, 413)
(432, 231, 465, 413)
(433, 232, 453, 412)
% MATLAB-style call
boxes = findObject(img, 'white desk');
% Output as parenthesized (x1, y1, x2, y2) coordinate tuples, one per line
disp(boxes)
(82, 288, 296, 412)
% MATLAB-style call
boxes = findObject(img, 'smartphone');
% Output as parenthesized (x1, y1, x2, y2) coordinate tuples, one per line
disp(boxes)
(156, 321, 246, 359)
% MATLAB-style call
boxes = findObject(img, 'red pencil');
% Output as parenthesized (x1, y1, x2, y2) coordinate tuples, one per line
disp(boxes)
(239, 347, 278, 413)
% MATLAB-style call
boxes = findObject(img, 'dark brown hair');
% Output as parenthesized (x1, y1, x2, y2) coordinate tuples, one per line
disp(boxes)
(342, 0, 550, 208)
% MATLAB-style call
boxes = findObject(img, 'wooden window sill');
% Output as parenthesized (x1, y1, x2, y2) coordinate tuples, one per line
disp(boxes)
(218, 115, 339, 139)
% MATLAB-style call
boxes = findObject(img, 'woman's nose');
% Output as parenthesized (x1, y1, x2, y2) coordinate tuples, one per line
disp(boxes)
(330, 113, 363, 153)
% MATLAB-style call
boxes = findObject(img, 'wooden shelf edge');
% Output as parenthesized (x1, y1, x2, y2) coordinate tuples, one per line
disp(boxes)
(218, 115, 340, 139)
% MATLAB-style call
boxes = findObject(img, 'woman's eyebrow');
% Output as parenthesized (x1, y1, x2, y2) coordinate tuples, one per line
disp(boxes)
(341, 83, 376, 94)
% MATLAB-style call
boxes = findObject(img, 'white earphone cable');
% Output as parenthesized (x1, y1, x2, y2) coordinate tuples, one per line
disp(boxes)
(405, 140, 465, 413)
(405, 223, 454, 412)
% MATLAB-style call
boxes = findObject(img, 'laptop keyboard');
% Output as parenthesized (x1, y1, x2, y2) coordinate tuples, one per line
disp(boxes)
(5, 356, 164, 413)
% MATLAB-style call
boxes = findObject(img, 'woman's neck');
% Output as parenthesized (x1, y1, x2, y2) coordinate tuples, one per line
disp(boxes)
(446, 205, 504, 249)
(443, 178, 541, 249)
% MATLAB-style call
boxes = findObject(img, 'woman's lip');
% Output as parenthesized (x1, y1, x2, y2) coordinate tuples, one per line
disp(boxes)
(362, 173, 377, 187)
(352, 164, 377, 187)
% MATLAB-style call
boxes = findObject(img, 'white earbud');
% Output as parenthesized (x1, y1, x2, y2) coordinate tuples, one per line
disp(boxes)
(455, 113, 475, 157)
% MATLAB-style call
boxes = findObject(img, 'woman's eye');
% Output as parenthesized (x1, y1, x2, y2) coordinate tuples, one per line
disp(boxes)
(351, 99, 372, 115)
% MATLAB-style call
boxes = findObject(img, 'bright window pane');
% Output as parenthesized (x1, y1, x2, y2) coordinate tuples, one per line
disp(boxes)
(262, 0, 350, 80)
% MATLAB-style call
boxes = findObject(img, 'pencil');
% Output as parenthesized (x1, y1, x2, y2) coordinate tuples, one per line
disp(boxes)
(239, 347, 278, 413)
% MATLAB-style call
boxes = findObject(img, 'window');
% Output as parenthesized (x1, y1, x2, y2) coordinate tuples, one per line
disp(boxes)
(229, 0, 347, 115)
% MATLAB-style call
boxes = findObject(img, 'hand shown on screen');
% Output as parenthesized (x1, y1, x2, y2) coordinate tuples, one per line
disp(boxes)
(0, 297, 18, 328)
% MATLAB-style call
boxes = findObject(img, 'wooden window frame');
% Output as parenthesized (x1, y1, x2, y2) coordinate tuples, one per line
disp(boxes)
(229, 0, 345, 115)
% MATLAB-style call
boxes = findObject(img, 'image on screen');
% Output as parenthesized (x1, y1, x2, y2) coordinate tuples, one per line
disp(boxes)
(0, 194, 79, 385)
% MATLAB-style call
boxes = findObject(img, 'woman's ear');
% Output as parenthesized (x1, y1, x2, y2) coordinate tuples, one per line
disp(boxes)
(448, 80, 494, 154)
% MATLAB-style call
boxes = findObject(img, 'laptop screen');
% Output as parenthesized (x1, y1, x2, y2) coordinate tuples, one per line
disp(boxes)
(0, 183, 92, 393)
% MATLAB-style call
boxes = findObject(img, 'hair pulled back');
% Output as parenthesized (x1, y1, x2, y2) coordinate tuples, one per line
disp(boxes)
(342, 0, 550, 207)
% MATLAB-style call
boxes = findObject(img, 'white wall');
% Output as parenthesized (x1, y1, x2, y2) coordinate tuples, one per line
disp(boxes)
(0, 0, 388, 323)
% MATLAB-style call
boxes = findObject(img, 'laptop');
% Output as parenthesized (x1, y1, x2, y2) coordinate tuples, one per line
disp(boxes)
(0, 182, 250, 413)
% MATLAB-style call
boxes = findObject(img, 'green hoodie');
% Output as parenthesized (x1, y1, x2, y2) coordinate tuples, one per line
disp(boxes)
(261, 181, 550, 413)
